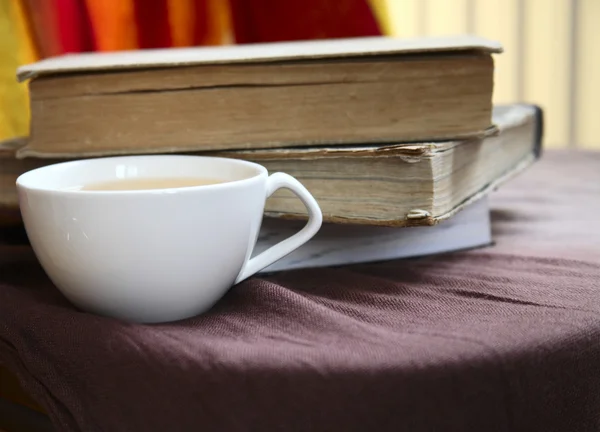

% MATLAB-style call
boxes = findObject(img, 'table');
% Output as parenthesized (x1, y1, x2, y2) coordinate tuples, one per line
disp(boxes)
(1, 149, 599, 432)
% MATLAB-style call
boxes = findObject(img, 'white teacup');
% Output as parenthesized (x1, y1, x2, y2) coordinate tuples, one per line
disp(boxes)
(16, 155, 322, 323)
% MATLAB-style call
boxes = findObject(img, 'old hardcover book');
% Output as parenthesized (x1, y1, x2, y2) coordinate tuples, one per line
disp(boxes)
(220, 104, 543, 226)
(14, 35, 501, 158)
(0, 104, 542, 228)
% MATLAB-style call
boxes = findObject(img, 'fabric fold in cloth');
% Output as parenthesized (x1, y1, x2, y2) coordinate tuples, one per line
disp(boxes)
(1, 150, 600, 432)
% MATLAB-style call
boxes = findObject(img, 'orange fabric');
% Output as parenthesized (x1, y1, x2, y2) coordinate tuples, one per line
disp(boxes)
(85, 0, 137, 51)
(169, 0, 232, 47)
(168, 0, 195, 47)
(10, 0, 383, 57)
(21, 0, 62, 57)
(200, 0, 234, 45)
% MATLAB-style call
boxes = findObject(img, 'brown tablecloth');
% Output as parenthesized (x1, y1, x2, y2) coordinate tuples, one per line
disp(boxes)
(1, 149, 599, 432)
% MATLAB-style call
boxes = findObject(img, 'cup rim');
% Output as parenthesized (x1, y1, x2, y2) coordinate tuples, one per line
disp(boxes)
(16, 154, 268, 195)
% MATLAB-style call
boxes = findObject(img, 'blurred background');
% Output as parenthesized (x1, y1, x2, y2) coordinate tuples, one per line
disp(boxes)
(1, 0, 598, 149)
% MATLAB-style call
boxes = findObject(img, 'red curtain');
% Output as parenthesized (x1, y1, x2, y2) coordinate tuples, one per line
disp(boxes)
(21, 0, 383, 57)
(229, 0, 381, 44)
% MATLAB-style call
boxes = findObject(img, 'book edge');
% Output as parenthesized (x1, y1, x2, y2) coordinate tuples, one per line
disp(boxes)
(14, 129, 496, 160)
(16, 35, 503, 82)
(263, 104, 544, 227)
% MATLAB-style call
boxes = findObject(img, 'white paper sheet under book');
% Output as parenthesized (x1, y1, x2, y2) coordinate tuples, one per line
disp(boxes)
(255, 198, 491, 273)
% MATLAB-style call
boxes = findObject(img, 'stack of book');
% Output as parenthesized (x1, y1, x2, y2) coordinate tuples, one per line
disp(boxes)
(0, 35, 543, 271)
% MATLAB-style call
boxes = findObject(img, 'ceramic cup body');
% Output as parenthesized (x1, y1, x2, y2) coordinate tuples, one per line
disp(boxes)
(16, 155, 322, 323)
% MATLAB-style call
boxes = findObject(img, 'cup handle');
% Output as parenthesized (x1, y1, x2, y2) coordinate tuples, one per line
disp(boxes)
(235, 173, 323, 284)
